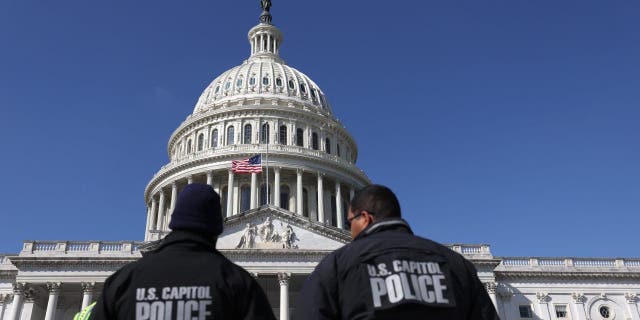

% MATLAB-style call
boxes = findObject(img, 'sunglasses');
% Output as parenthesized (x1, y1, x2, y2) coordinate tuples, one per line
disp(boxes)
(345, 211, 374, 228)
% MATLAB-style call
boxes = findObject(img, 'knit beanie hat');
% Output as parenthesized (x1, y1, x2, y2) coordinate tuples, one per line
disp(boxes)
(169, 183, 223, 237)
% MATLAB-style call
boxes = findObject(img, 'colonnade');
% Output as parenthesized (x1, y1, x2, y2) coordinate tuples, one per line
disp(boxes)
(3, 282, 95, 320)
(146, 167, 360, 239)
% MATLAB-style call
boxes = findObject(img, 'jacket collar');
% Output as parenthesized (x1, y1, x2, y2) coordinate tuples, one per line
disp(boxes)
(154, 230, 217, 252)
(354, 218, 413, 241)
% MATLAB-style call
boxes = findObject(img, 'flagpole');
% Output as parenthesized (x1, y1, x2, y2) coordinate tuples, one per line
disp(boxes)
(266, 125, 270, 206)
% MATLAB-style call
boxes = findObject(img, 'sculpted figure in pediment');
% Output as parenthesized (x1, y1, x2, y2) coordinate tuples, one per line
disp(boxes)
(236, 223, 257, 249)
(259, 217, 279, 243)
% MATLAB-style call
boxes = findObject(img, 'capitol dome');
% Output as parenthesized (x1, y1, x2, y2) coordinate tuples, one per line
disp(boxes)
(143, 4, 370, 241)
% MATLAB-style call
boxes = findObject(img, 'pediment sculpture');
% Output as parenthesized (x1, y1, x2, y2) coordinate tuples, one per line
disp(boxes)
(236, 217, 299, 249)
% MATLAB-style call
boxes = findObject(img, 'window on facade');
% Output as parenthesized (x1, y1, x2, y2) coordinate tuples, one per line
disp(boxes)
(312, 132, 319, 150)
(261, 123, 270, 144)
(249, 77, 256, 86)
(221, 187, 228, 217)
(260, 184, 268, 206)
(519, 305, 532, 318)
(554, 305, 567, 318)
(599, 306, 610, 318)
(225, 81, 231, 90)
(302, 188, 309, 217)
(214, 86, 220, 94)
(240, 186, 250, 213)
(311, 88, 318, 103)
(197, 133, 204, 151)
(300, 83, 306, 94)
(262, 77, 269, 85)
(187, 139, 192, 153)
(236, 78, 243, 87)
(275, 77, 282, 87)
(280, 185, 290, 210)
(279, 125, 287, 145)
(243, 124, 252, 144)
(211, 129, 218, 147)
(325, 138, 331, 154)
(296, 128, 304, 146)
(288, 79, 295, 90)
(331, 195, 337, 227)
(227, 126, 235, 145)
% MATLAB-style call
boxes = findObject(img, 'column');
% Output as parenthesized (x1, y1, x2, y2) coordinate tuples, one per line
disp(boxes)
(206, 171, 213, 186)
(44, 282, 61, 320)
(187, 176, 193, 184)
(571, 292, 587, 320)
(250, 172, 257, 209)
(8, 283, 24, 320)
(20, 286, 36, 320)
(296, 170, 303, 215)
(149, 198, 157, 230)
(227, 170, 234, 217)
(626, 293, 639, 320)
(81, 282, 95, 310)
(496, 287, 514, 320)
(484, 282, 497, 310)
(278, 273, 290, 320)
(317, 174, 324, 223)
(168, 182, 178, 223)
(335, 182, 343, 229)
(274, 168, 281, 207)
(0, 294, 9, 320)
(536, 292, 551, 320)
(144, 205, 152, 237)
(156, 191, 166, 230)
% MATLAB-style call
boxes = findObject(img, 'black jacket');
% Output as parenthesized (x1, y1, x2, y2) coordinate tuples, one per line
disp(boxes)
(91, 231, 276, 320)
(295, 219, 500, 320)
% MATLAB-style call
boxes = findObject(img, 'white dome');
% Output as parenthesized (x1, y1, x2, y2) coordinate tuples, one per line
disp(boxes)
(193, 23, 333, 117)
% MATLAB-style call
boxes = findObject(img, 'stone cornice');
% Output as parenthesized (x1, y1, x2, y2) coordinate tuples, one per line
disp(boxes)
(495, 271, 640, 280)
(9, 257, 139, 269)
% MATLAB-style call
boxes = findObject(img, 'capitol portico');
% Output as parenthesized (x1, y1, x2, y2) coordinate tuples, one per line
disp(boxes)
(0, 2, 639, 320)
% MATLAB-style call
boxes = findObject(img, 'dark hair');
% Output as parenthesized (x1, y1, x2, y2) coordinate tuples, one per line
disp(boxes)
(349, 184, 401, 220)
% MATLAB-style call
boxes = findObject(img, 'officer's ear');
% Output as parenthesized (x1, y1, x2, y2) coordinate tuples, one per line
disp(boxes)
(362, 210, 375, 225)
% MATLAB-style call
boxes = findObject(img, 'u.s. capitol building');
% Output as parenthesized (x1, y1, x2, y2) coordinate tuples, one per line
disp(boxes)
(0, 3, 638, 320)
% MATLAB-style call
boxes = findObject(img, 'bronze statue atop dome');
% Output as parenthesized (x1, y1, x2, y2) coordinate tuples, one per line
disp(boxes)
(259, 0, 272, 24)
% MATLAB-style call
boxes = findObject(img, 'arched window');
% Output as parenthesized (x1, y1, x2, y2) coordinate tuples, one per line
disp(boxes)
(227, 126, 235, 145)
(221, 186, 228, 217)
(279, 125, 287, 145)
(197, 133, 204, 151)
(275, 77, 283, 87)
(312, 132, 319, 150)
(261, 123, 270, 144)
(249, 77, 256, 86)
(296, 128, 304, 146)
(260, 184, 269, 206)
(302, 188, 309, 218)
(262, 77, 269, 85)
(211, 129, 218, 147)
(243, 124, 252, 144)
(325, 138, 331, 154)
(236, 78, 243, 87)
(240, 185, 251, 213)
(280, 185, 290, 210)
(288, 79, 295, 90)
(311, 88, 318, 104)
(187, 139, 192, 154)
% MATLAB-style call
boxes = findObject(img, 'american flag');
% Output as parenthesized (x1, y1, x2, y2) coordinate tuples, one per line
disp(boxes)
(231, 155, 262, 174)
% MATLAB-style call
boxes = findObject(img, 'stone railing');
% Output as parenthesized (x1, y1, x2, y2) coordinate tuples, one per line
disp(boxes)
(20, 241, 143, 256)
(500, 257, 640, 269)
(448, 244, 493, 258)
(156, 144, 366, 178)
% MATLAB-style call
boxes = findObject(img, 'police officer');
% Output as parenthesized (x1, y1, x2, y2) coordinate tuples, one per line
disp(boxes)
(91, 183, 276, 320)
(295, 184, 500, 319)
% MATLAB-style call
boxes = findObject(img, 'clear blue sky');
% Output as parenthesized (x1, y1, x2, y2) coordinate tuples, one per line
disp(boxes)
(1, 0, 638, 257)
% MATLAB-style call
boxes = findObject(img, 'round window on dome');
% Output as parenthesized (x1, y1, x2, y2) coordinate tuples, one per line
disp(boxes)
(214, 86, 220, 94)
(236, 78, 243, 87)
(276, 77, 282, 87)
(262, 77, 269, 85)
(288, 80, 295, 89)
(225, 81, 231, 90)
(249, 77, 256, 86)
(300, 83, 306, 94)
